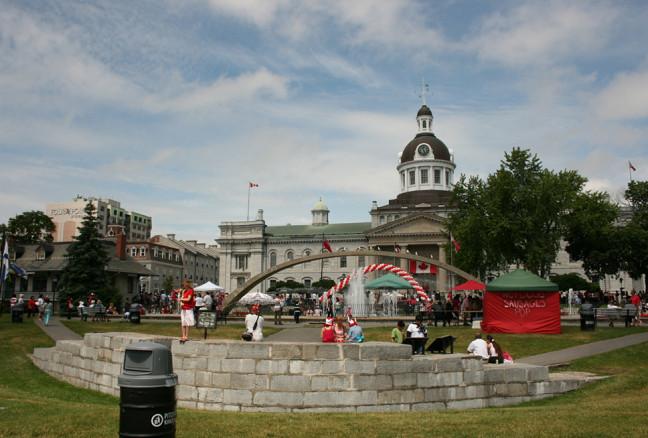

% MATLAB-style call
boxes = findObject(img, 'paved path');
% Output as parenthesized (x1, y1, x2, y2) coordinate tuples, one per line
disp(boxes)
(519, 331, 648, 366)
(35, 317, 82, 342)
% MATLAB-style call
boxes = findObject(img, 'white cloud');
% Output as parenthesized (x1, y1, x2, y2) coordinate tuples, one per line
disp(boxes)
(593, 66, 648, 120)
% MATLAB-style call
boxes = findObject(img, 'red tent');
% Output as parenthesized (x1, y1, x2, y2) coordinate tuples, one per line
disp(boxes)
(481, 270, 560, 334)
(452, 279, 486, 291)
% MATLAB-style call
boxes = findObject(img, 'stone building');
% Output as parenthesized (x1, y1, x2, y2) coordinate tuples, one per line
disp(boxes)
(152, 235, 220, 287)
(125, 240, 183, 293)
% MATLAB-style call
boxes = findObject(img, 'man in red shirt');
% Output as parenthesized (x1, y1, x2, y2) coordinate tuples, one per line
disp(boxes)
(630, 292, 642, 326)
(180, 280, 195, 343)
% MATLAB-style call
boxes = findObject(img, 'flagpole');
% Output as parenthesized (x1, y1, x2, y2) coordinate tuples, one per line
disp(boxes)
(247, 184, 251, 221)
(320, 234, 325, 282)
(629, 162, 633, 183)
(0, 234, 7, 316)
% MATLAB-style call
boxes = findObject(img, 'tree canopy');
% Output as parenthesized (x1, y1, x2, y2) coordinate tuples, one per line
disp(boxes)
(448, 148, 615, 279)
(57, 202, 112, 301)
(1, 211, 55, 244)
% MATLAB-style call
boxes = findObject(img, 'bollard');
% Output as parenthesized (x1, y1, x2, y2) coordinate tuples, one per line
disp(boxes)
(118, 341, 177, 437)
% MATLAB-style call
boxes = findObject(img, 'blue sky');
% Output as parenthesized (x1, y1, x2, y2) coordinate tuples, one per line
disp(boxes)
(2, 0, 648, 243)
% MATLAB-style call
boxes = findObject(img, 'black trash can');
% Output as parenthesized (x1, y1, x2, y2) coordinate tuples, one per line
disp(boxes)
(293, 308, 301, 324)
(129, 304, 141, 324)
(118, 341, 177, 438)
(579, 303, 596, 331)
(12, 303, 24, 323)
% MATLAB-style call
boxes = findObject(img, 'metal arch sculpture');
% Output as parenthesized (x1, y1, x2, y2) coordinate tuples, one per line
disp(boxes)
(221, 249, 479, 314)
(319, 263, 429, 302)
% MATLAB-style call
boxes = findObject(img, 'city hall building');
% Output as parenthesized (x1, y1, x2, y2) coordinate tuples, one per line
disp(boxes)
(217, 105, 459, 293)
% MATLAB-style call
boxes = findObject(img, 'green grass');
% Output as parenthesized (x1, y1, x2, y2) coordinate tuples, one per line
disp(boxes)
(61, 320, 281, 340)
(1, 316, 647, 437)
(363, 324, 648, 358)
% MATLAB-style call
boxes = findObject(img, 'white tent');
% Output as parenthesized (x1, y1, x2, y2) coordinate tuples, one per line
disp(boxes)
(194, 281, 224, 292)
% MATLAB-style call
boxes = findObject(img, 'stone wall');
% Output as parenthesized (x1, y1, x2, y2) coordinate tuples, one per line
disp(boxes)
(32, 332, 586, 413)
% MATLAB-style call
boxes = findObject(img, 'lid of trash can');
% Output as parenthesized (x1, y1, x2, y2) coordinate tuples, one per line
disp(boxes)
(119, 341, 175, 387)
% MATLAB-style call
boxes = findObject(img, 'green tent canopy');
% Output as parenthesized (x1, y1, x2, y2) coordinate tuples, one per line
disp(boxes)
(364, 273, 414, 290)
(486, 269, 558, 292)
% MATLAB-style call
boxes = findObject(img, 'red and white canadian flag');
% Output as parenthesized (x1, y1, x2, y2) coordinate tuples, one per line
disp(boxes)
(629, 161, 637, 172)
(249, 182, 259, 188)
(322, 240, 333, 253)
(409, 260, 437, 275)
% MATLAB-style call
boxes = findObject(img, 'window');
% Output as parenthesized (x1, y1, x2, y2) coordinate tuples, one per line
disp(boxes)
(235, 255, 249, 270)
(269, 279, 277, 289)
(422, 120, 427, 129)
(340, 256, 347, 268)
(35, 249, 45, 261)
(446, 170, 451, 186)
(175, 254, 179, 262)
(409, 170, 416, 185)
(130, 248, 137, 257)
(358, 256, 365, 267)
(420, 168, 429, 184)
(286, 251, 294, 261)
(401, 172, 405, 189)
(236, 276, 246, 287)
(139, 247, 146, 256)
(434, 168, 441, 184)
(153, 248, 159, 258)
(303, 278, 312, 288)
(379, 215, 385, 224)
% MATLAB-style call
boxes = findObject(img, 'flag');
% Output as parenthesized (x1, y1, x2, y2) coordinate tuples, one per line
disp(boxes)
(10, 263, 28, 279)
(629, 161, 636, 172)
(249, 182, 259, 188)
(409, 260, 437, 275)
(451, 234, 461, 253)
(394, 244, 401, 253)
(1, 239, 9, 283)
(322, 240, 332, 253)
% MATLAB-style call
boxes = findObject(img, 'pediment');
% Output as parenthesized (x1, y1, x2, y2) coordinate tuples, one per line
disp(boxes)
(367, 213, 446, 236)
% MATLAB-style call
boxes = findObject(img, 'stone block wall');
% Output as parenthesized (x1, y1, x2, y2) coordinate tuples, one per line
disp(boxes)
(32, 332, 587, 413)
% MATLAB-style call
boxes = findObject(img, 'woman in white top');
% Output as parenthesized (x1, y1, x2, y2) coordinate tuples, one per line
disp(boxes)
(245, 304, 264, 342)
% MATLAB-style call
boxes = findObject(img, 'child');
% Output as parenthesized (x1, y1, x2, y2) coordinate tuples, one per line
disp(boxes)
(391, 320, 405, 343)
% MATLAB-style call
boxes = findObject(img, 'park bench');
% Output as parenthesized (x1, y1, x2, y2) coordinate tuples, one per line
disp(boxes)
(404, 337, 428, 355)
(595, 307, 636, 327)
(426, 335, 457, 354)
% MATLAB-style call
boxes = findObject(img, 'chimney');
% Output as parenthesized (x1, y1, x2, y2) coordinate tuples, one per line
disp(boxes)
(167, 234, 176, 240)
(196, 243, 206, 248)
(116, 233, 127, 260)
(256, 209, 264, 220)
(185, 240, 197, 246)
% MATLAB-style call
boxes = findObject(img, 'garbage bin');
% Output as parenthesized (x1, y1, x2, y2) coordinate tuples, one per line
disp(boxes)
(118, 341, 177, 438)
(579, 303, 596, 331)
(129, 304, 141, 324)
(623, 304, 637, 327)
(11, 302, 24, 323)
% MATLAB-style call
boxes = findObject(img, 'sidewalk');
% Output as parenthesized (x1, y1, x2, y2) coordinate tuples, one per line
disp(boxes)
(35, 316, 82, 342)
(519, 331, 648, 366)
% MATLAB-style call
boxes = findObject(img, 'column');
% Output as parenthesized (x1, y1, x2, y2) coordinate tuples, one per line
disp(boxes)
(438, 245, 447, 292)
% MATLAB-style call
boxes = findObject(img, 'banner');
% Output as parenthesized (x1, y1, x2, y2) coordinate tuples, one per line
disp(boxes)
(408, 260, 437, 275)
(481, 291, 561, 334)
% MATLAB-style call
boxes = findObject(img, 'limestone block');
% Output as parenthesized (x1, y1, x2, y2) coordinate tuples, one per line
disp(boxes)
(392, 373, 417, 388)
(205, 343, 228, 359)
(345, 360, 376, 375)
(176, 369, 196, 386)
(463, 385, 488, 399)
(437, 372, 464, 387)
(341, 344, 360, 360)
(173, 341, 210, 356)
(416, 373, 440, 388)
(446, 399, 486, 410)
(80, 346, 98, 360)
(211, 373, 231, 388)
(198, 387, 223, 402)
(242, 406, 291, 413)
(310, 375, 351, 391)
(492, 383, 528, 397)
(484, 365, 526, 383)
(425, 388, 448, 402)
(293, 406, 356, 413)
(434, 357, 464, 373)
(97, 348, 112, 362)
(227, 343, 270, 359)
(270, 344, 302, 360)
(526, 365, 549, 382)
(411, 402, 445, 411)
(461, 357, 484, 372)
(256, 359, 289, 374)
(353, 375, 392, 391)
(111, 350, 125, 365)
(316, 345, 342, 360)
(183, 357, 208, 370)
(207, 357, 221, 372)
(410, 358, 436, 373)
(483, 367, 506, 383)
(202, 402, 224, 411)
(253, 391, 305, 407)
(195, 370, 212, 387)
(359, 343, 411, 360)
(301, 344, 319, 360)
(377, 389, 424, 404)
(223, 389, 253, 405)
(58, 340, 82, 355)
(172, 356, 183, 371)
(303, 391, 377, 407)
(271, 375, 311, 392)
(32, 348, 52, 361)
(320, 360, 344, 374)
(488, 396, 531, 407)
(82, 333, 103, 348)
(222, 404, 241, 412)
(99, 374, 112, 387)
(464, 371, 485, 385)
(230, 373, 257, 390)
(528, 381, 550, 395)
(255, 375, 270, 390)
(178, 400, 197, 409)
(375, 360, 411, 375)
(220, 358, 256, 374)
(177, 384, 198, 401)
(357, 404, 411, 412)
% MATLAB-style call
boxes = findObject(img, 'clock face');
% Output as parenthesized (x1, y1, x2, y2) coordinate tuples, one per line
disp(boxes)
(418, 144, 430, 156)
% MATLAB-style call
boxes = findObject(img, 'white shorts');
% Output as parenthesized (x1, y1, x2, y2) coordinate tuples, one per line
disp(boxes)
(181, 309, 195, 326)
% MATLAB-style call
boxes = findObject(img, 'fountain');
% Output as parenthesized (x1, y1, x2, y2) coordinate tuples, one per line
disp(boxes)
(344, 268, 368, 316)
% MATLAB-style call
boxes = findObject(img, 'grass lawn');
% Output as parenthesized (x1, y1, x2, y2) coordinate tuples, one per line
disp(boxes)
(61, 319, 281, 340)
(1, 316, 647, 437)
(363, 324, 648, 358)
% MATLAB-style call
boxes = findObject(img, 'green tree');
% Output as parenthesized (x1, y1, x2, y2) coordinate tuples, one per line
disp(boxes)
(57, 202, 111, 301)
(2, 211, 55, 244)
(163, 275, 174, 292)
(618, 180, 648, 281)
(449, 148, 607, 278)
(550, 273, 600, 292)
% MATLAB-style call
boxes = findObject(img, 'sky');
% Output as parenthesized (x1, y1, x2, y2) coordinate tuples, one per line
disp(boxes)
(2, 0, 648, 243)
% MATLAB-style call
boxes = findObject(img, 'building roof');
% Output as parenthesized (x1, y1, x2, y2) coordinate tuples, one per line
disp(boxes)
(376, 190, 454, 211)
(417, 104, 432, 117)
(312, 198, 329, 212)
(14, 241, 153, 275)
(266, 222, 372, 237)
(400, 132, 451, 163)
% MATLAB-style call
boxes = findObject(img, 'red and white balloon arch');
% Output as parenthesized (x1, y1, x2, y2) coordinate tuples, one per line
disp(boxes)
(319, 263, 430, 303)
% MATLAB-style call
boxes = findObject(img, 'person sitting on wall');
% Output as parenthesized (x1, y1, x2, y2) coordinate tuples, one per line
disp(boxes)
(467, 333, 489, 360)
(333, 317, 347, 343)
(321, 317, 335, 343)
(486, 335, 504, 364)
(406, 315, 427, 354)
(244, 304, 264, 342)
(346, 319, 364, 343)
